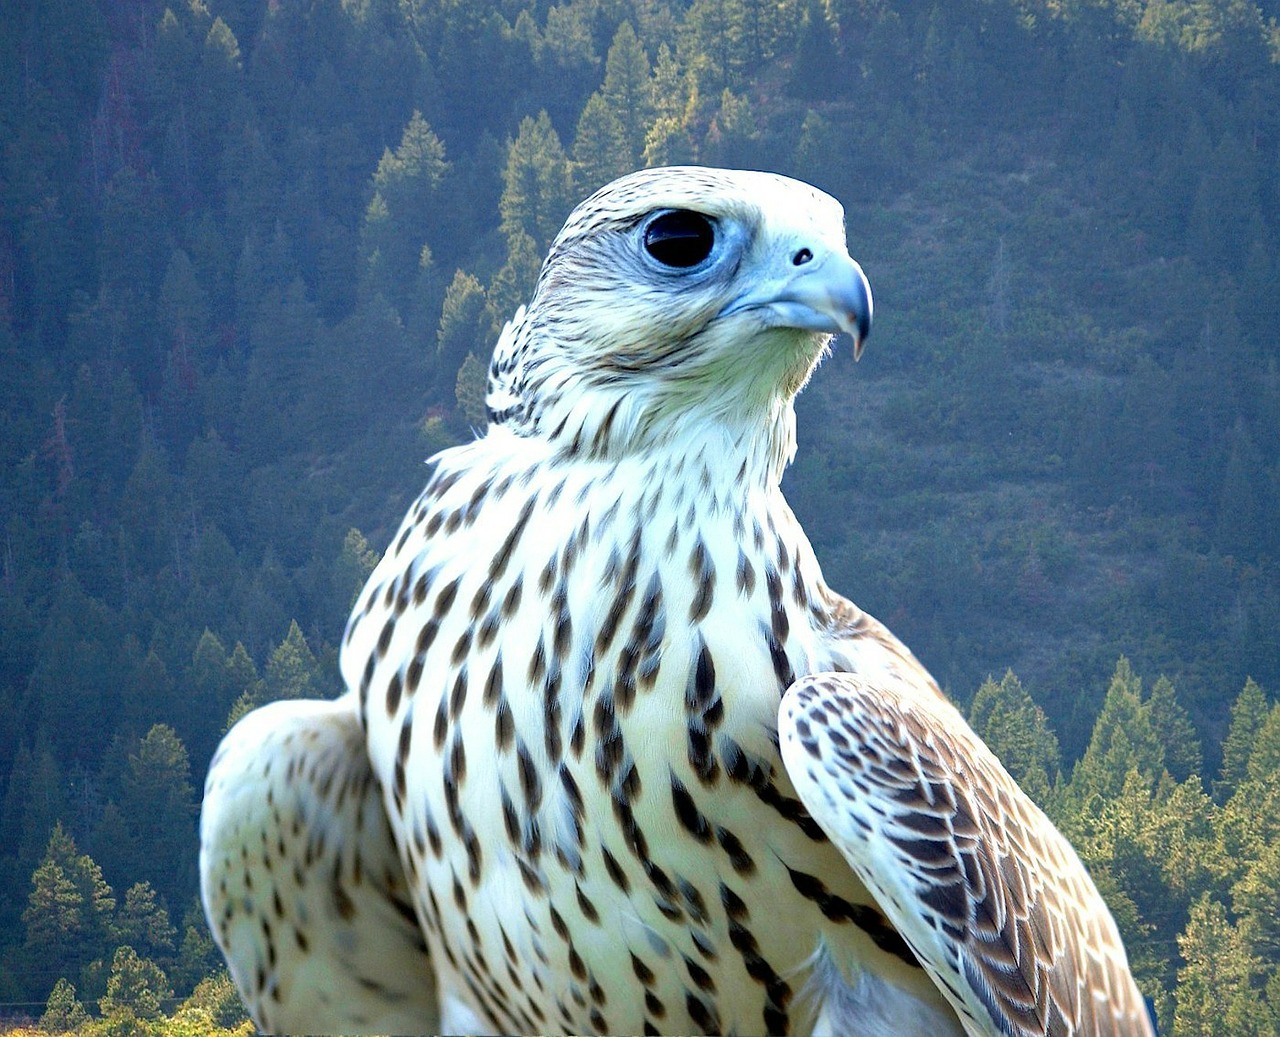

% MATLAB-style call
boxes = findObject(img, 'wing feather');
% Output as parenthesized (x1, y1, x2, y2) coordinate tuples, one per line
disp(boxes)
(778, 673, 1154, 1037)
(200, 695, 439, 1035)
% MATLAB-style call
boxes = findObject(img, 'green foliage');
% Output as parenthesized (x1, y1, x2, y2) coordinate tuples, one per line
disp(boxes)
(437, 270, 489, 391)
(1173, 895, 1270, 1037)
(968, 670, 1061, 801)
(98, 945, 173, 1022)
(499, 111, 574, 253)
(263, 621, 324, 703)
(455, 353, 489, 429)
(40, 975, 91, 1031)
(1065, 657, 1165, 803)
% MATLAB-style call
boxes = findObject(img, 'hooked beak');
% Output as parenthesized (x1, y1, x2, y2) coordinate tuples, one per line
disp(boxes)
(719, 247, 873, 359)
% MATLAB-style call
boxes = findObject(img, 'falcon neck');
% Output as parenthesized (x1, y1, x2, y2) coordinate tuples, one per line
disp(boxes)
(529, 377, 802, 491)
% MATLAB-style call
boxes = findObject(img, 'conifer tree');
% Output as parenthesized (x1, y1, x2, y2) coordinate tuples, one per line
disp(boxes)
(1066, 658, 1164, 804)
(263, 622, 317, 701)
(600, 23, 653, 167)
(436, 270, 488, 393)
(1232, 839, 1280, 966)
(574, 92, 629, 195)
(119, 726, 196, 917)
(1146, 676, 1202, 783)
(1174, 895, 1266, 1037)
(1247, 703, 1280, 784)
(1218, 678, 1270, 800)
(22, 823, 116, 999)
(116, 882, 178, 966)
(39, 976, 90, 1033)
(968, 670, 1061, 800)
(499, 112, 574, 254)
(455, 353, 489, 429)
(99, 945, 173, 1022)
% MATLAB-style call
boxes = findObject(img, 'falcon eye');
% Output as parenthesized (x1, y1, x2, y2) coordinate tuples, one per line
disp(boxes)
(643, 210, 716, 268)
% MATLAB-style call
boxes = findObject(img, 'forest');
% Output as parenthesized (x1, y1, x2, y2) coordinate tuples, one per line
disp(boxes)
(0, 0, 1277, 1032)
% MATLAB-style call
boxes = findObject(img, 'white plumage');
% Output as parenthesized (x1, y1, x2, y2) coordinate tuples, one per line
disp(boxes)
(201, 166, 1153, 1036)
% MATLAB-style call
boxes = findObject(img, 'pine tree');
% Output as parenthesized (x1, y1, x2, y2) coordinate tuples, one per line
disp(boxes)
(263, 621, 323, 702)
(333, 530, 380, 613)
(485, 229, 542, 340)
(1247, 702, 1280, 784)
(499, 112, 574, 253)
(436, 270, 488, 392)
(599, 23, 653, 167)
(1218, 678, 1270, 800)
(574, 92, 629, 196)
(1066, 658, 1164, 804)
(21, 823, 116, 998)
(455, 353, 489, 429)
(968, 670, 1061, 800)
(116, 882, 177, 966)
(1174, 895, 1267, 1037)
(119, 726, 196, 917)
(99, 945, 173, 1022)
(39, 976, 90, 1033)
(1233, 839, 1280, 966)
(359, 111, 448, 311)
(1146, 676, 1202, 782)
(790, 0, 840, 100)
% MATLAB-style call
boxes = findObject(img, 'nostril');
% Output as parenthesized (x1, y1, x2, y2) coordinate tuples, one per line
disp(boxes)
(792, 248, 813, 266)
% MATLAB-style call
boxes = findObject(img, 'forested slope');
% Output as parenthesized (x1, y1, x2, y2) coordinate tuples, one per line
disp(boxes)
(1, 0, 1278, 1032)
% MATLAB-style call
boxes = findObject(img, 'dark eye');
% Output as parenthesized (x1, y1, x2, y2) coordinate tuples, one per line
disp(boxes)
(643, 210, 716, 268)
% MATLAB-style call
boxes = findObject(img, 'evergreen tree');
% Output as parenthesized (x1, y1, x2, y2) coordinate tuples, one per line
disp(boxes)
(574, 92, 629, 195)
(599, 23, 653, 168)
(118, 726, 196, 917)
(179, 969, 250, 1029)
(236, 277, 321, 464)
(116, 882, 177, 967)
(39, 976, 90, 1033)
(969, 670, 1062, 797)
(499, 112, 575, 253)
(263, 621, 324, 702)
(1174, 895, 1267, 1037)
(1213, 418, 1265, 560)
(1066, 658, 1164, 804)
(1218, 678, 1270, 799)
(99, 945, 173, 1022)
(790, 0, 841, 100)
(359, 111, 448, 311)
(682, 0, 749, 93)
(333, 530, 380, 614)
(485, 230, 542, 339)
(1146, 676, 1202, 783)
(436, 271, 488, 393)
(171, 901, 221, 997)
(21, 823, 116, 999)
(1233, 838, 1280, 966)
(455, 353, 489, 429)
(1248, 703, 1280, 784)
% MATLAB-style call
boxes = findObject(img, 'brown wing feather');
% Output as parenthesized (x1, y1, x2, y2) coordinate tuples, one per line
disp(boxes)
(779, 672, 1154, 1037)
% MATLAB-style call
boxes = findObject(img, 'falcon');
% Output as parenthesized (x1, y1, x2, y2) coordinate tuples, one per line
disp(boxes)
(200, 166, 1154, 1036)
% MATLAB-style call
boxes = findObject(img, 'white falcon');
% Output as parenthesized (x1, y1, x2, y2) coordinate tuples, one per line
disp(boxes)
(201, 166, 1155, 1037)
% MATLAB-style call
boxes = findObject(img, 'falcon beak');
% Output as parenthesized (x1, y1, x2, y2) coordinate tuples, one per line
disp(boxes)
(721, 247, 873, 360)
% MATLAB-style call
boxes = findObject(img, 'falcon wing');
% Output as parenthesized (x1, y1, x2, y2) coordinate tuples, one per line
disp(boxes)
(200, 694, 439, 1035)
(778, 673, 1154, 1037)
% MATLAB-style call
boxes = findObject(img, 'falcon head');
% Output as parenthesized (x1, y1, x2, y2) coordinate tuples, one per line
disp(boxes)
(486, 166, 871, 472)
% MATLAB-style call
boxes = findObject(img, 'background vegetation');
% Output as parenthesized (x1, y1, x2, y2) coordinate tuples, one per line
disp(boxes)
(1, 0, 1277, 1032)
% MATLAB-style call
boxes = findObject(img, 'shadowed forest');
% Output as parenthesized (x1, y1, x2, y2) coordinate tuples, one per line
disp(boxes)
(1, 0, 1279, 1032)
